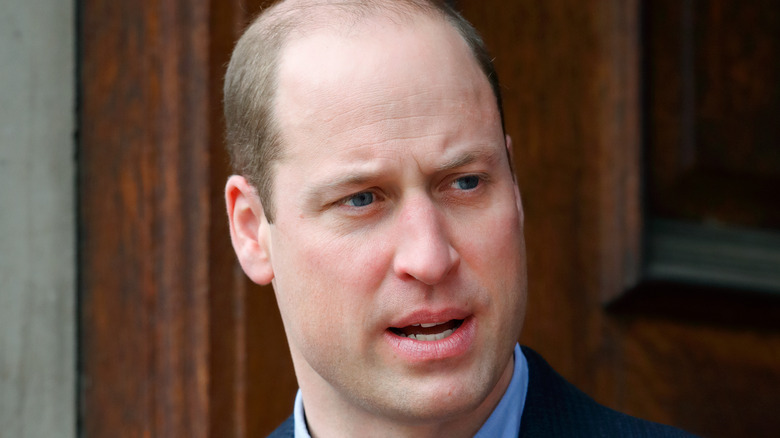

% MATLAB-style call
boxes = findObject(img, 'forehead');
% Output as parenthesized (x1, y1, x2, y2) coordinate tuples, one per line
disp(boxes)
(273, 13, 499, 164)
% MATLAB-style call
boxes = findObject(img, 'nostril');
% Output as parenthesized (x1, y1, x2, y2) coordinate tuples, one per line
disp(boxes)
(393, 238, 459, 285)
(393, 198, 459, 285)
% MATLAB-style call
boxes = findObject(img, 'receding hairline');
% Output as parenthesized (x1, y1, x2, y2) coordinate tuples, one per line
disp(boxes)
(224, 0, 505, 222)
(268, 2, 486, 145)
(253, 0, 499, 144)
(258, 0, 448, 32)
(251, 0, 461, 89)
(227, 0, 461, 159)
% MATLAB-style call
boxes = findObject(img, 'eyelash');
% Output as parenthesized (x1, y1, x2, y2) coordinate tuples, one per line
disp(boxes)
(341, 191, 377, 208)
(450, 174, 482, 191)
(335, 173, 488, 212)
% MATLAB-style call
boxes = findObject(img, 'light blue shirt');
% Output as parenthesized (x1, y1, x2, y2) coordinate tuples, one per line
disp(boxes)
(294, 343, 529, 437)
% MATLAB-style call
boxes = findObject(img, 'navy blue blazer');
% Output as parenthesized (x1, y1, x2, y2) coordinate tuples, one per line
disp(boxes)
(268, 346, 697, 437)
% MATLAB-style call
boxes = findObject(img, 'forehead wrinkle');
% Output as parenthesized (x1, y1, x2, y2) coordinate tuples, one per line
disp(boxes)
(299, 155, 395, 204)
(306, 87, 473, 129)
(277, 85, 462, 159)
(310, 97, 486, 153)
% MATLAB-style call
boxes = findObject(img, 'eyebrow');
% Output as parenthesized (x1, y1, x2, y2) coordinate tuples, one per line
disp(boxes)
(302, 172, 378, 206)
(433, 147, 501, 172)
(302, 146, 503, 205)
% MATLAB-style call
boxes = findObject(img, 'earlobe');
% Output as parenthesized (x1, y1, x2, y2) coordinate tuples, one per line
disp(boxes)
(225, 175, 275, 285)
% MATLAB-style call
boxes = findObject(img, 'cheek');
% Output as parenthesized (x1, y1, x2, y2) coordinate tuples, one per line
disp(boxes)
(281, 234, 396, 372)
(300, 232, 393, 294)
(454, 204, 527, 311)
(274, 230, 394, 334)
(457, 203, 524, 267)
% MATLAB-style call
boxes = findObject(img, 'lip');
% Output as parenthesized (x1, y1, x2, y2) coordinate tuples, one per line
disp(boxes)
(388, 308, 471, 329)
(384, 315, 476, 363)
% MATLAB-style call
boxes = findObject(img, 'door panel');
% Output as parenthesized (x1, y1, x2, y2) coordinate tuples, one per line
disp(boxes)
(80, 1, 780, 436)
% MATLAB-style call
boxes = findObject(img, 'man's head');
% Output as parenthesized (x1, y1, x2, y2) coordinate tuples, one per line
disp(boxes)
(225, 1, 527, 435)
(224, 0, 505, 223)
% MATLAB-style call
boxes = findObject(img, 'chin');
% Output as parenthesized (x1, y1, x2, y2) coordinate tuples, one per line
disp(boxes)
(366, 370, 499, 425)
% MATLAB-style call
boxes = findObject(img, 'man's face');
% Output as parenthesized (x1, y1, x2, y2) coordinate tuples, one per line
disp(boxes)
(266, 15, 527, 427)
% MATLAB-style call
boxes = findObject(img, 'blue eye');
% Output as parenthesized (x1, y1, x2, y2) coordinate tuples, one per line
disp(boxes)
(344, 192, 374, 207)
(453, 175, 480, 190)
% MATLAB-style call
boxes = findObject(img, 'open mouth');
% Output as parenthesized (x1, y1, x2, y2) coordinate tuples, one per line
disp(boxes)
(388, 319, 464, 341)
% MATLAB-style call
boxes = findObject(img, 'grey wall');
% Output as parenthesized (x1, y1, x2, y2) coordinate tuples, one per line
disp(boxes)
(0, 0, 76, 436)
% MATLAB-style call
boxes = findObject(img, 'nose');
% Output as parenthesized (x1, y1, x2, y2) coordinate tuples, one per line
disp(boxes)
(392, 195, 460, 285)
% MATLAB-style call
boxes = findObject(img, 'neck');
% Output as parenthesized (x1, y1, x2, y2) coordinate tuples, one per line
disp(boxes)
(295, 356, 515, 438)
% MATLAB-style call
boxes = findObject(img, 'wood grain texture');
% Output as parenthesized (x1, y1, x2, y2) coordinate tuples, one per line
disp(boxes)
(81, 0, 298, 435)
(80, 0, 211, 436)
(207, 1, 248, 436)
(646, 0, 780, 228)
(621, 318, 780, 437)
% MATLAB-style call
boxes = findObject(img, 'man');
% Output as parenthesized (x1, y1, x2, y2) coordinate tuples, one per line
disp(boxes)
(224, 1, 696, 436)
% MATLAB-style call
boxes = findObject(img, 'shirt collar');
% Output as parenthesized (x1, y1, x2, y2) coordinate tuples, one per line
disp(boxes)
(294, 343, 529, 438)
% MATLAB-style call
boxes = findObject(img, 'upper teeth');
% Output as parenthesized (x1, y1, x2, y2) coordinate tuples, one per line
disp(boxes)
(411, 322, 443, 328)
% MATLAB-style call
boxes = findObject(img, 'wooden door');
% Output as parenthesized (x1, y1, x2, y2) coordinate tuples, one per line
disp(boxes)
(79, 0, 780, 436)
(79, 0, 295, 436)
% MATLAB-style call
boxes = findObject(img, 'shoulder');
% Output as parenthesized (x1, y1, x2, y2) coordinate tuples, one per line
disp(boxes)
(267, 414, 295, 438)
(519, 346, 698, 438)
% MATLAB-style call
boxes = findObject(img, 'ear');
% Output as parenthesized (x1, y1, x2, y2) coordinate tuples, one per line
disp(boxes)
(225, 175, 274, 285)
(505, 135, 524, 226)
